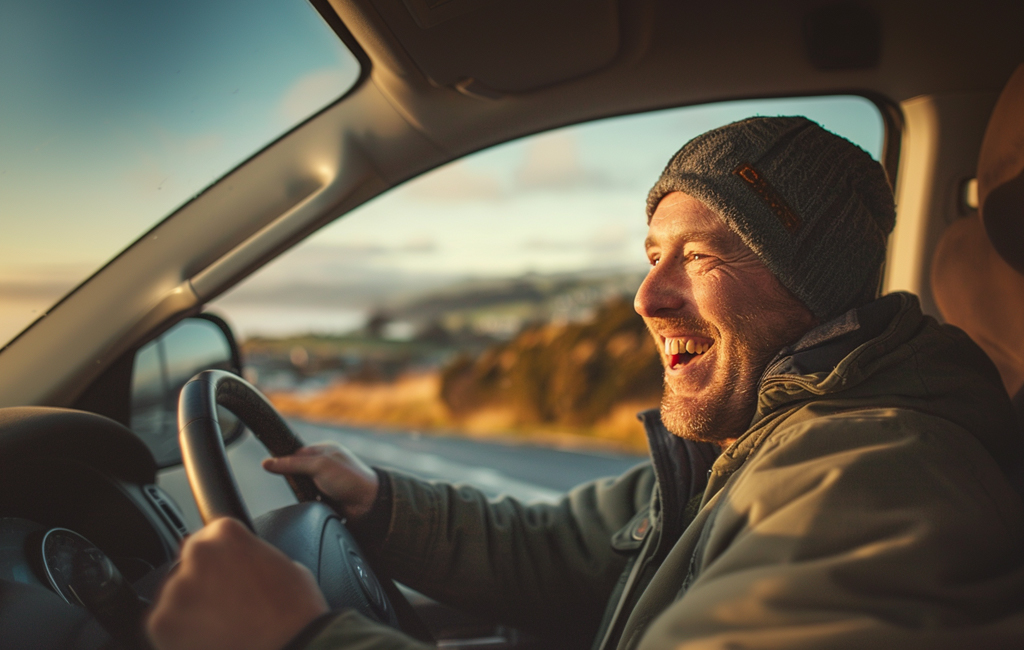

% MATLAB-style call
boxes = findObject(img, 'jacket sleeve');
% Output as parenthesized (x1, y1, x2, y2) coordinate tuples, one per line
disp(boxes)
(634, 409, 1024, 650)
(355, 462, 655, 645)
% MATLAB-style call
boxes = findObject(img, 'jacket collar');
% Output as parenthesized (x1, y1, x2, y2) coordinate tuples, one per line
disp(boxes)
(755, 292, 913, 419)
(639, 410, 720, 542)
(705, 293, 915, 478)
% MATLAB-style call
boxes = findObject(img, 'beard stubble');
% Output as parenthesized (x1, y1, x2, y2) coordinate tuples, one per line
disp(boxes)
(655, 294, 815, 444)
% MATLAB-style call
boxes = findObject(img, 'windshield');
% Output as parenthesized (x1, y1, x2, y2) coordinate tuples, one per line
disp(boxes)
(0, 0, 361, 347)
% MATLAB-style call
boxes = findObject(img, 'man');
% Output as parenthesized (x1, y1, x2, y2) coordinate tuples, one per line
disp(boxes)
(148, 117, 1024, 649)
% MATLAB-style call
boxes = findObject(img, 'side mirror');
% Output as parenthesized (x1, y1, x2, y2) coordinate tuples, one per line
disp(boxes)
(130, 314, 244, 467)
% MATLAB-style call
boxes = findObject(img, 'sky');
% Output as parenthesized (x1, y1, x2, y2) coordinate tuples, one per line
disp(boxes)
(0, 0, 360, 344)
(0, 0, 885, 343)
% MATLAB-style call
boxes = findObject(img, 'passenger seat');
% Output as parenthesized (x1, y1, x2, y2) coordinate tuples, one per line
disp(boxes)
(932, 65, 1024, 403)
(931, 64, 1024, 490)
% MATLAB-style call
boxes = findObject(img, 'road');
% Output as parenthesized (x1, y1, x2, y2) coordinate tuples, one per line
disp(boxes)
(158, 420, 649, 532)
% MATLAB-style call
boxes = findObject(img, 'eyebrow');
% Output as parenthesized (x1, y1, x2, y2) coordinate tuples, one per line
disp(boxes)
(644, 229, 739, 251)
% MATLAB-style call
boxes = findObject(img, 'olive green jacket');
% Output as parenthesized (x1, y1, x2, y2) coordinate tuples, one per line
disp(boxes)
(309, 293, 1024, 649)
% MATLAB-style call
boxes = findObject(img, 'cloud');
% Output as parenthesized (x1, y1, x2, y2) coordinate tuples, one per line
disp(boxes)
(514, 132, 610, 191)
(239, 240, 441, 286)
(401, 236, 437, 253)
(315, 243, 389, 256)
(279, 69, 350, 123)
(522, 225, 630, 254)
(304, 240, 438, 256)
(521, 238, 575, 251)
(588, 223, 631, 253)
(0, 262, 95, 285)
(405, 161, 505, 202)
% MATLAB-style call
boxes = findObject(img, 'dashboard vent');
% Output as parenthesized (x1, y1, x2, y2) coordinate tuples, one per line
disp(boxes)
(144, 485, 189, 538)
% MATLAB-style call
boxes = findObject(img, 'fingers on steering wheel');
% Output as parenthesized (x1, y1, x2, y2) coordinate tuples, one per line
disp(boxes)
(263, 453, 323, 476)
(279, 444, 340, 461)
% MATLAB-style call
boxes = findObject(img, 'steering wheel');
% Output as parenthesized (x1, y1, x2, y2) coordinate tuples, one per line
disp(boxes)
(176, 369, 431, 641)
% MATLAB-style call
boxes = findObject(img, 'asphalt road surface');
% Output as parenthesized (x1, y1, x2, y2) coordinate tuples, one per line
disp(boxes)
(159, 419, 649, 532)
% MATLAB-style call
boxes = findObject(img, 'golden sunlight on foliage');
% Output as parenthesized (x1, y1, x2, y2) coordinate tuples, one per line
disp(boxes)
(266, 298, 663, 453)
(269, 373, 451, 430)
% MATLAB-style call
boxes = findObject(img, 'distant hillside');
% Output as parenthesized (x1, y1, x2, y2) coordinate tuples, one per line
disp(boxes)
(441, 297, 662, 427)
(268, 296, 664, 451)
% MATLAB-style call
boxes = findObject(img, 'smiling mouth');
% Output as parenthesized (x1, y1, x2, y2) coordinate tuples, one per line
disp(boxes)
(664, 336, 712, 369)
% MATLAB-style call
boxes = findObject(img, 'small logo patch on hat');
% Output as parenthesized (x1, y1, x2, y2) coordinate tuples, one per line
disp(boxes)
(733, 163, 802, 233)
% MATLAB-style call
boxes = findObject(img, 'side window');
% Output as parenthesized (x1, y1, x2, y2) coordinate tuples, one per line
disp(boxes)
(177, 96, 884, 522)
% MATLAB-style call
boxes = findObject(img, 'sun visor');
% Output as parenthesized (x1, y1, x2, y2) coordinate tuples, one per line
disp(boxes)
(371, 0, 621, 96)
(980, 64, 1024, 274)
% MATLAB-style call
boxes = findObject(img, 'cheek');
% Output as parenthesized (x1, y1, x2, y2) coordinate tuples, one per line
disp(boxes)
(691, 273, 754, 318)
(693, 273, 807, 341)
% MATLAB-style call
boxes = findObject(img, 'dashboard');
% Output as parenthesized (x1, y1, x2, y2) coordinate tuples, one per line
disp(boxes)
(0, 407, 186, 649)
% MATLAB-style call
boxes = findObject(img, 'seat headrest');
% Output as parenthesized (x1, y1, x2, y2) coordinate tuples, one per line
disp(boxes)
(931, 64, 1024, 397)
(981, 64, 1024, 274)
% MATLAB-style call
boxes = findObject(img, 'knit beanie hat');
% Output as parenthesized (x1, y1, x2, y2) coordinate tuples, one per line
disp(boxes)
(646, 116, 895, 322)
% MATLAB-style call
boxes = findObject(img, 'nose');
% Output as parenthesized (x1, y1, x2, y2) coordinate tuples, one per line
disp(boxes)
(634, 261, 689, 318)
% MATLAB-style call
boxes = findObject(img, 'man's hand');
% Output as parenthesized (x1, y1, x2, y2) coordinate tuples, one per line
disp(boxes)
(263, 443, 380, 519)
(147, 518, 329, 650)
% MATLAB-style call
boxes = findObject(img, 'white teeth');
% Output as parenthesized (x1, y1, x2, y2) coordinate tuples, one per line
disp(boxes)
(685, 339, 696, 354)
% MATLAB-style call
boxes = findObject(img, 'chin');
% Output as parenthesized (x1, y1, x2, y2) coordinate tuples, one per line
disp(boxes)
(660, 391, 747, 444)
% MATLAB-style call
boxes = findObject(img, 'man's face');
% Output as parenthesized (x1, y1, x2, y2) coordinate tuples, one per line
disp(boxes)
(635, 192, 816, 443)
